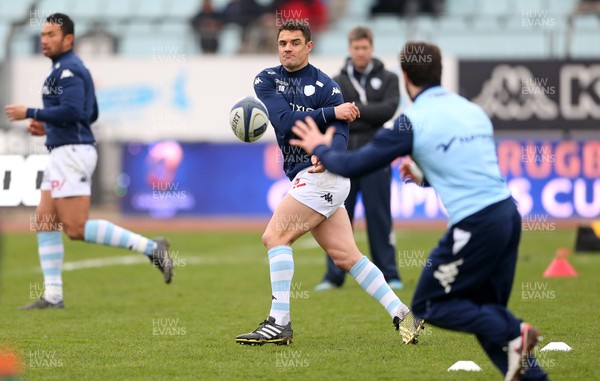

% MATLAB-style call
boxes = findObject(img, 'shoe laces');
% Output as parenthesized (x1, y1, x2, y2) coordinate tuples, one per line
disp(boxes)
(252, 319, 273, 333)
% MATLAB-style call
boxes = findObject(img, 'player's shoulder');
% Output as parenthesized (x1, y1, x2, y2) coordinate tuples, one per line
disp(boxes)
(55, 52, 87, 79)
(312, 67, 341, 95)
(313, 66, 333, 84)
(256, 65, 281, 78)
(254, 65, 280, 86)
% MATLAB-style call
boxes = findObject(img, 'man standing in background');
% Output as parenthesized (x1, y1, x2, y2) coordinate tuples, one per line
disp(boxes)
(315, 26, 403, 291)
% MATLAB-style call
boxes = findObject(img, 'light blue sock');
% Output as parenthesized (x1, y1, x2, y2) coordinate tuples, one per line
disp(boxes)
(37, 231, 64, 303)
(349, 256, 407, 318)
(84, 219, 157, 256)
(268, 245, 294, 326)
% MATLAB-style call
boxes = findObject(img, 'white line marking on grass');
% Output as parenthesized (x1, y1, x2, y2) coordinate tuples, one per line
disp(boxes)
(15, 253, 324, 275)
(62, 255, 147, 271)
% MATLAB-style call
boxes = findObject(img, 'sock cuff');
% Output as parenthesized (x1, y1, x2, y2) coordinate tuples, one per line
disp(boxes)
(348, 256, 369, 277)
(268, 245, 293, 259)
(37, 231, 62, 246)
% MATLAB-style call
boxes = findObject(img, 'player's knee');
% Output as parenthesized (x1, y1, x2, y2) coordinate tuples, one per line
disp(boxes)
(261, 231, 270, 248)
(262, 229, 292, 249)
(261, 230, 279, 249)
(63, 224, 85, 240)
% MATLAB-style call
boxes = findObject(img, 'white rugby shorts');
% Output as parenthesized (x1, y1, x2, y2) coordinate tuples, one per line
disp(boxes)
(41, 144, 98, 198)
(288, 167, 350, 218)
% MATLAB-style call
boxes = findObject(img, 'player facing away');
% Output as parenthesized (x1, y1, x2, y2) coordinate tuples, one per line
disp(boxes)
(235, 21, 424, 346)
(290, 42, 549, 381)
(4, 13, 173, 310)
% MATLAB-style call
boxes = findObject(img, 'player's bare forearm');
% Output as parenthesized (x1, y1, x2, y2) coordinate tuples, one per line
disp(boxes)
(4, 104, 28, 121)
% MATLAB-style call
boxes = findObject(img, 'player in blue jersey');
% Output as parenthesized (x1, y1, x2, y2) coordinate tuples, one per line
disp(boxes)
(5, 13, 173, 310)
(235, 21, 423, 346)
(290, 42, 549, 381)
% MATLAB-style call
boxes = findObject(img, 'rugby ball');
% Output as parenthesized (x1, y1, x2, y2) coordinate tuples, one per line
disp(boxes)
(229, 96, 269, 143)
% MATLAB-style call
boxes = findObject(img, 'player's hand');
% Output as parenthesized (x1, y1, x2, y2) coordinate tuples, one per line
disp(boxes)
(400, 156, 424, 185)
(334, 102, 360, 122)
(308, 155, 326, 173)
(28, 120, 46, 136)
(4, 104, 28, 121)
(290, 116, 335, 155)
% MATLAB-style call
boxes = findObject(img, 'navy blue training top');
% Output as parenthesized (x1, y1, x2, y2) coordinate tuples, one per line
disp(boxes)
(254, 63, 348, 180)
(26, 50, 98, 149)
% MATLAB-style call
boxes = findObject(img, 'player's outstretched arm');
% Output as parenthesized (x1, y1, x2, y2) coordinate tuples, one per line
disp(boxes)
(290, 117, 336, 151)
(291, 115, 413, 179)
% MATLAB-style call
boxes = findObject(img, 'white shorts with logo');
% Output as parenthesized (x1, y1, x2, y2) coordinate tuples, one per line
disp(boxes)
(41, 144, 98, 198)
(288, 167, 350, 218)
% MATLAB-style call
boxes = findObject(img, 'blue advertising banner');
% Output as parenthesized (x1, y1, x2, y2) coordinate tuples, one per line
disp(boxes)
(119, 141, 282, 218)
(119, 140, 600, 220)
(499, 140, 600, 219)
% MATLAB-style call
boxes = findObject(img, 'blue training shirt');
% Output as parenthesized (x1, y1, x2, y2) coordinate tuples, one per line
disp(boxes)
(254, 63, 348, 180)
(26, 50, 98, 149)
(314, 86, 511, 226)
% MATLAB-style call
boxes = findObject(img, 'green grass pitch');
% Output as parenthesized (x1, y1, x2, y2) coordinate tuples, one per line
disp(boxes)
(0, 228, 598, 380)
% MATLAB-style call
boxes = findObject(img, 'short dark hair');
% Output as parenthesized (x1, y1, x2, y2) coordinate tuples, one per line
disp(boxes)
(348, 26, 373, 45)
(46, 13, 75, 36)
(277, 20, 311, 43)
(399, 42, 442, 87)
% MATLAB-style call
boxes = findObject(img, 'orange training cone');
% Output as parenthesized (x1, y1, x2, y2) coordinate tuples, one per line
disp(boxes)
(543, 248, 578, 278)
(0, 347, 23, 378)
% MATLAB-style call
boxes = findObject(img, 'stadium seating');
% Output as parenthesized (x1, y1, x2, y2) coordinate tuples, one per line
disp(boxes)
(165, 0, 201, 18)
(0, 0, 597, 59)
(218, 24, 243, 55)
(0, 0, 32, 23)
(444, 0, 476, 16)
(567, 12, 600, 57)
(96, 0, 137, 20)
